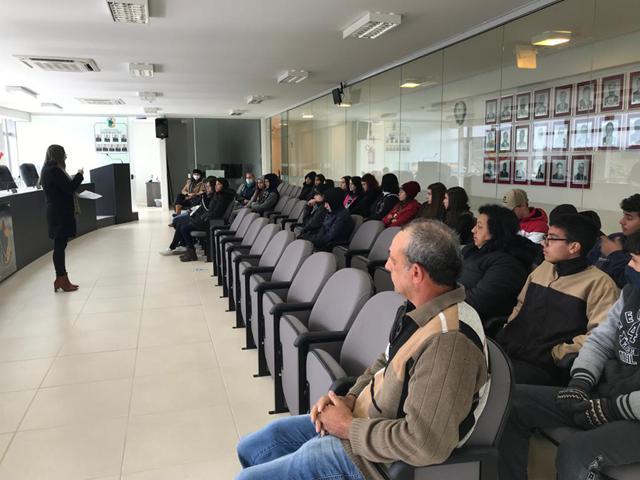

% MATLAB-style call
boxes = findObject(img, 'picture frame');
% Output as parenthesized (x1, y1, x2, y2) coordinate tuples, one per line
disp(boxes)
(551, 119, 570, 152)
(530, 155, 548, 185)
(532, 122, 549, 152)
(570, 155, 592, 189)
(497, 156, 512, 184)
(549, 155, 568, 187)
(512, 156, 529, 185)
(483, 157, 497, 183)
(554, 84, 573, 117)
(484, 126, 497, 153)
(572, 118, 595, 151)
(500, 95, 514, 123)
(514, 124, 529, 152)
(597, 115, 621, 150)
(485, 99, 498, 124)
(499, 124, 512, 153)
(629, 72, 640, 110)
(601, 74, 624, 112)
(576, 80, 597, 115)
(515, 92, 531, 121)
(533, 88, 551, 119)
(627, 113, 640, 150)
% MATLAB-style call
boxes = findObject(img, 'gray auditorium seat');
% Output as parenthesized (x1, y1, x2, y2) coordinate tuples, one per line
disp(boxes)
(332, 220, 384, 269)
(373, 266, 394, 292)
(212, 207, 249, 277)
(261, 252, 337, 413)
(277, 182, 285, 193)
(384, 339, 512, 480)
(281, 200, 306, 229)
(279, 268, 373, 414)
(351, 226, 400, 276)
(306, 291, 405, 410)
(350, 215, 364, 240)
(248, 240, 314, 363)
(264, 194, 289, 218)
(269, 197, 296, 223)
(216, 212, 258, 288)
(191, 199, 236, 262)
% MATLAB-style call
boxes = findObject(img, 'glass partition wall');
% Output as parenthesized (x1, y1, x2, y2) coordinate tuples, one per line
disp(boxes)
(271, 0, 640, 231)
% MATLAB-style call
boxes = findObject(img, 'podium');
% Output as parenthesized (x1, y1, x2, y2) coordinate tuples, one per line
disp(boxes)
(90, 164, 138, 224)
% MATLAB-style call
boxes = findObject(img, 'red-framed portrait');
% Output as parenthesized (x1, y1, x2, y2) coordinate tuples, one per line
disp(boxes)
(629, 72, 640, 110)
(512, 156, 529, 185)
(483, 157, 497, 183)
(576, 80, 597, 115)
(533, 88, 551, 119)
(554, 84, 573, 117)
(515, 92, 531, 121)
(500, 95, 513, 123)
(570, 155, 592, 189)
(571, 118, 595, 151)
(549, 155, 568, 187)
(497, 156, 512, 184)
(484, 126, 497, 153)
(627, 113, 640, 150)
(601, 74, 624, 112)
(514, 124, 529, 152)
(597, 115, 621, 151)
(551, 119, 571, 152)
(529, 155, 547, 185)
(498, 124, 512, 153)
(485, 99, 498, 124)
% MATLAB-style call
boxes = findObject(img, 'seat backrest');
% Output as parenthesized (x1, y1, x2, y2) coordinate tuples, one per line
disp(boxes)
(236, 212, 259, 237)
(272, 240, 314, 283)
(259, 230, 295, 267)
(340, 291, 405, 375)
(0, 165, 17, 189)
(280, 197, 297, 216)
(466, 339, 512, 447)
(308, 268, 372, 333)
(248, 223, 279, 255)
(230, 207, 249, 230)
(242, 217, 269, 246)
(287, 252, 337, 304)
(20, 163, 39, 187)
(287, 200, 306, 221)
(277, 182, 285, 192)
(349, 215, 364, 241)
(348, 220, 384, 250)
(222, 199, 236, 221)
(368, 227, 401, 262)
(273, 195, 289, 212)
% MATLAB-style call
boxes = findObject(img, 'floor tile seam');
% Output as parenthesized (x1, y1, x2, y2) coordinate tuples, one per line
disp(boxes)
(14, 413, 131, 434)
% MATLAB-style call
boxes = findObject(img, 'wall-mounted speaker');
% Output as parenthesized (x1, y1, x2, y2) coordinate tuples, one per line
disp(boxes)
(155, 118, 169, 139)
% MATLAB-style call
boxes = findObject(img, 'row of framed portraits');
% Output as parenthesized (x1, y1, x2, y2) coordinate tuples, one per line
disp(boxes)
(483, 154, 592, 189)
(485, 71, 640, 124)
(483, 113, 640, 153)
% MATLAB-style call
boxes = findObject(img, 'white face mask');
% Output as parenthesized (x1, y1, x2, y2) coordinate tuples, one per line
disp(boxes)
(192, 175, 201, 181)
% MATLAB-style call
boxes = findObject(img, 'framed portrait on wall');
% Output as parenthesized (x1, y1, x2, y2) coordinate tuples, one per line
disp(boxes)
(629, 72, 640, 110)
(598, 115, 621, 150)
(554, 84, 572, 117)
(570, 155, 592, 189)
(551, 120, 570, 151)
(515, 125, 529, 152)
(601, 74, 624, 112)
(485, 99, 498, 124)
(512, 156, 528, 185)
(533, 88, 550, 119)
(549, 156, 568, 187)
(500, 95, 513, 122)
(532, 122, 549, 151)
(530, 155, 547, 185)
(572, 118, 594, 151)
(499, 125, 512, 152)
(627, 113, 640, 149)
(516, 92, 531, 121)
(484, 127, 497, 153)
(576, 80, 597, 114)
(497, 156, 512, 184)
(483, 157, 497, 183)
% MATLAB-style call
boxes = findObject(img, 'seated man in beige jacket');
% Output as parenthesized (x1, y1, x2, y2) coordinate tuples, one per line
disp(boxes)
(236, 220, 489, 480)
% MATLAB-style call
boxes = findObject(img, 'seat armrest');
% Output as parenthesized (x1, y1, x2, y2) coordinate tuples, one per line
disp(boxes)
(214, 229, 235, 238)
(269, 302, 314, 317)
(367, 259, 387, 275)
(294, 330, 347, 348)
(235, 253, 261, 264)
(329, 377, 358, 396)
(244, 266, 276, 277)
(384, 447, 497, 479)
(254, 280, 292, 294)
(228, 244, 251, 254)
(344, 248, 371, 267)
(220, 236, 242, 245)
(484, 316, 508, 338)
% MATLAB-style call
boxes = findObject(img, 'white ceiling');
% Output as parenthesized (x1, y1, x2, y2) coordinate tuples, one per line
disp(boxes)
(0, 0, 548, 118)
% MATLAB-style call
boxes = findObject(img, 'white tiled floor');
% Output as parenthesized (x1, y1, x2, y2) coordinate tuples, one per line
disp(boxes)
(0, 208, 283, 480)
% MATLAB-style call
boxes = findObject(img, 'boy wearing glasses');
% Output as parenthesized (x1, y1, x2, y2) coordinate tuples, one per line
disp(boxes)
(496, 214, 619, 386)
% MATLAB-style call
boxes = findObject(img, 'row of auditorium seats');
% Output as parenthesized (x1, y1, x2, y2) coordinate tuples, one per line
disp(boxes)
(200, 180, 516, 480)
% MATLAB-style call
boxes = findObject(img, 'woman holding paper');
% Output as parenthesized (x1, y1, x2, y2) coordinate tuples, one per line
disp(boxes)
(40, 144, 84, 292)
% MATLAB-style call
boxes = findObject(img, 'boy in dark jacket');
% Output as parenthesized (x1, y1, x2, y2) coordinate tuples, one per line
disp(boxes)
(310, 188, 354, 252)
(499, 232, 640, 480)
(298, 184, 329, 239)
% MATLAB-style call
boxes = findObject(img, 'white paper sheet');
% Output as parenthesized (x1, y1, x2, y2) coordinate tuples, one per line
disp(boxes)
(77, 190, 102, 200)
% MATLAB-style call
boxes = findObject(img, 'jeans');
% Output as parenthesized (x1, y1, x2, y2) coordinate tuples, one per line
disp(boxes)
(499, 384, 640, 480)
(169, 216, 191, 249)
(53, 237, 68, 277)
(236, 415, 364, 480)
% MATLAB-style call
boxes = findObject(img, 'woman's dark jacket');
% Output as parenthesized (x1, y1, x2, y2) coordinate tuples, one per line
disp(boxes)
(191, 189, 234, 230)
(251, 189, 279, 214)
(311, 208, 354, 251)
(459, 236, 538, 323)
(368, 192, 400, 220)
(298, 203, 327, 238)
(447, 211, 475, 245)
(349, 188, 379, 218)
(40, 165, 84, 239)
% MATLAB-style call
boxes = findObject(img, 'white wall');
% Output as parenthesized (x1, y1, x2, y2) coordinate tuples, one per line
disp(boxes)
(129, 118, 165, 207)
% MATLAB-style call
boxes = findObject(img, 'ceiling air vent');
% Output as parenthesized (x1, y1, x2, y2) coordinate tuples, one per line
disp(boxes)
(76, 98, 125, 105)
(107, 0, 149, 24)
(14, 55, 100, 73)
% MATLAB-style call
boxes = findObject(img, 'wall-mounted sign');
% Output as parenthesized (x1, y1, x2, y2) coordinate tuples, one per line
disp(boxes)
(94, 121, 129, 154)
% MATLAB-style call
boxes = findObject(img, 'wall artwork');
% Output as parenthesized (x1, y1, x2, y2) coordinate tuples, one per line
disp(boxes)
(549, 155, 568, 187)
(570, 155, 592, 189)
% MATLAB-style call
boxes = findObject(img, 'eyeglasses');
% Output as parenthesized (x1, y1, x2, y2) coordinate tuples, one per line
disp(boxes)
(542, 234, 570, 244)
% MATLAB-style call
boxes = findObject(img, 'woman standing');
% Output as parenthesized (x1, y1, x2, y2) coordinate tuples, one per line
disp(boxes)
(40, 144, 84, 292)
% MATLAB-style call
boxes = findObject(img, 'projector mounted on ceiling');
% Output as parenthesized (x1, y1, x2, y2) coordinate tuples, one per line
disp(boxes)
(107, 0, 149, 24)
(342, 12, 402, 39)
(14, 55, 100, 72)
(277, 70, 309, 84)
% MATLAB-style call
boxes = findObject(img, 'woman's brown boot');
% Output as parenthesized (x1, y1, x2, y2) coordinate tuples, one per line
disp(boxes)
(54, 274, 79, 292)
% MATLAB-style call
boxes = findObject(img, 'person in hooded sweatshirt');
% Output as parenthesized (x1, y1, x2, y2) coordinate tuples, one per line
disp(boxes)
(382, 181, 421, 228)
(368, 173, 400, 220)
(250, 173, 280, 215)
(310, 187, 354, 252)
(298, 184, 329, 240)
(299, 171, 316, 201)
(458, 205, 539, 325)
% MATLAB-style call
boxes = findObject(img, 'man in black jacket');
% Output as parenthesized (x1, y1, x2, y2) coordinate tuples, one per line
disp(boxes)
(310, 188, 354, 252)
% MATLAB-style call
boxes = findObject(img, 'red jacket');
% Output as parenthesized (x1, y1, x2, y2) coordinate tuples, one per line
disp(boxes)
(383, 199, 421, 227)
(519, 207, 548, 243)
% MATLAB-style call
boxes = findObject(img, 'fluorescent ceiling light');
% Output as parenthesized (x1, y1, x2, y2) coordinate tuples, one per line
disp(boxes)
(229, 109, 245, 116)
(302, 113, 314, 119)
(107, 0, 149, 24)
(6, 86, 38, 99)
(40, 102, 63, 110)
(531, 30, 572, 47)
(343, 12, 402, 39)
(337, 102, 351, 108)
(277, 69, 309, 84)
(77, 98, 125, 105)
(129, 63, 155, 77)
(144, 106, 162, 114)
(138, 91, 161, 102)
(401, 80, 422, 88)
(247, 95, 267, 105)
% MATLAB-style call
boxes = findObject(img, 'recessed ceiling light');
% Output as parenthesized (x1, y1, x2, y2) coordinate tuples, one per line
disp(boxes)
(138, 91, 161, 102)
(343, 12, 402, 39)
(247, 95, 268, 105)
(129, 63, 155, 77)
(5, 86, 38, 99)
(76, 98, 125, 105)
(144, 106, 162, 114)
(277, 70, 309, 84)
(107, 0, 149, 24)
(401, 80, 422, 88)
(40, 102, 63, 110)
(302, 113, 314, 119)
(531, 30, 572, 47)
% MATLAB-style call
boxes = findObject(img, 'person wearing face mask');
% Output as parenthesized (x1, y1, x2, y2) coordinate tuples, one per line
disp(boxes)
(499, 231, 640, 480)
(236, 172, 257, 205)
(309, 187, 354, 252)
(382, 181, 421, 228)
(174, 169, 205, 215)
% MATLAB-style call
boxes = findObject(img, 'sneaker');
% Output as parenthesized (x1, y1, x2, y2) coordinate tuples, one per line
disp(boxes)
(158, 248, 174, 256)
(174, 246, 188, 253)
(158, 247, 187, 256)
